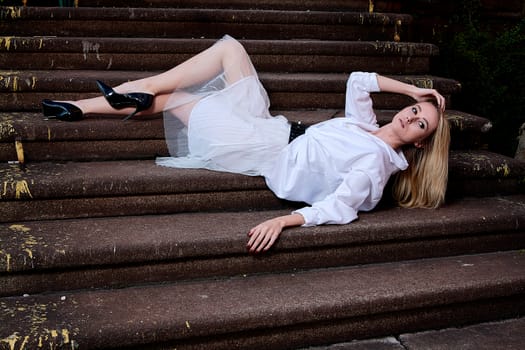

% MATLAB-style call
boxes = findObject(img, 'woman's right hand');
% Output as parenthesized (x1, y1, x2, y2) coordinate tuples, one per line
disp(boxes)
(376, 74, 446, 112)
(410, 86, 446, 112)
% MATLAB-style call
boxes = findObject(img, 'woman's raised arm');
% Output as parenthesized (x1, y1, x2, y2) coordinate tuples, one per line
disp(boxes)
(376, 74, 445, 111)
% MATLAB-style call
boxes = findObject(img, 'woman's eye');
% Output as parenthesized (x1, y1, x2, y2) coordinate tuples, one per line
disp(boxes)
(418, 121, 425, 129)
(411, 107, 418, 115)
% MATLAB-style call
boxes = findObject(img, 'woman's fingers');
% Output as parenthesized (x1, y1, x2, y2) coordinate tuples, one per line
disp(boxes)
(248, 229, 272, 253)
(246, 224, 281, 253)
(432, 90, 446, 111)
(247, 226, 267, 252)
(420, 88, 445, 111)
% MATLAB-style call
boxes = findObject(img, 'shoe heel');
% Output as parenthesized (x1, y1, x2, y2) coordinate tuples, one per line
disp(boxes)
(96, 80, 154, 120)
(122, 109, 139, 121)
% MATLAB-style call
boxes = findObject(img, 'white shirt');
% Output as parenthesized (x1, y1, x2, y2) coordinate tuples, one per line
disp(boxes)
(264, 72, 408, 226)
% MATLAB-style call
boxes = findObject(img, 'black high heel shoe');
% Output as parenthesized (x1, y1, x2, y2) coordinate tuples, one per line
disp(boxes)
(41, 99, 84, 121)
(96, 80, 154, 121)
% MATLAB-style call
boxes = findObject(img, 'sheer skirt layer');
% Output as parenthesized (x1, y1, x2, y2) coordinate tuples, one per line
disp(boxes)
(156, 35, 290, 176)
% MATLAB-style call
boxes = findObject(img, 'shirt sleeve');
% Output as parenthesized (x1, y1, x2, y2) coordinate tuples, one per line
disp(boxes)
(292, 169, 374, 227)
(344, 72, 381, 126)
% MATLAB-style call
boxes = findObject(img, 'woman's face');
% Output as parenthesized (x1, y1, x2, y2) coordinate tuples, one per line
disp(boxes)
(393, 101, 439, 147)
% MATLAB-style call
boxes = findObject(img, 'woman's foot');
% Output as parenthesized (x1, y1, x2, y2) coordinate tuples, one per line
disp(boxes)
(96, 80, 154, 121)
(41, 100, 84, 121)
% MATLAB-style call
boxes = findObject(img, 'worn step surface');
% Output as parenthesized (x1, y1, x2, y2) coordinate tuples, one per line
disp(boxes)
(0, 109, 491, 162)
(0, 37, 438, 74)
(1, 195, 524, 296)
(1, 251, 524, 349)
(1, 2, 522, 348)
(0, 7, 411, 41)
(306, 317, 525, 350)
(1, 151, 524, 223)
(399, 317, 525, 350)
(76, 0, 402, 12)
(0, 70, 461, 111)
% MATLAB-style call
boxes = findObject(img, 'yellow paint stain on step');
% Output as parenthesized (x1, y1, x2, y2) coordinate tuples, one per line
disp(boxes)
(12, 75, 19, 91)
(2, 7, 22, 20)
(16, 335, 29, 350)
(0, 333, 20, 350)
(0, 36, 14, 50)
(1, 329, 75, 350)
(15, 139, 24, 164)
(0, 251, 12, 272)
(0, 118, 16, 139)
(9, 224, 31, 232)
(413, 78, 434, 89)
(61, 329, 70, 344)
(0, 74, 26, 91)
(497, 163, 510, 176)
(5, 224, 42, 269)
(15, 180, 33, 199)
(0, 251, 11, 271)
(23, 248, 33, 259)
(1, 180, 34, 199)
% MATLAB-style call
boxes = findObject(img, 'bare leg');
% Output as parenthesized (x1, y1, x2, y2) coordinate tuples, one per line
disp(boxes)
(114, 38, 254, 95)
(69, 38, 254, 116)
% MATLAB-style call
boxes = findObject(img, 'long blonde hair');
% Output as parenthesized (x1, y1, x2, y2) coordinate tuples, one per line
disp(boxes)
(392, 104, 451, 209)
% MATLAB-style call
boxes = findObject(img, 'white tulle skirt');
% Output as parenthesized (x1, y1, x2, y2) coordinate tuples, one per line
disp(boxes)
(156, 36, 290, 176)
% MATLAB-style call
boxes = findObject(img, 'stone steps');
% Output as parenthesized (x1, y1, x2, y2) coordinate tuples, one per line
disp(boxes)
(76, 0, 401, 12)
(397, 317, 525, 350)
(0, 109, 491, 162)
(308, 317, 525, 350)
(0, 7, 411, 41)
(1, 2, 524, 348)
(1, 70, 461, 111)
(1, 251, 524, 349)
(1, 195, 524, 296)
(1, 37, 438, 74)
(2, 153, 524, 222)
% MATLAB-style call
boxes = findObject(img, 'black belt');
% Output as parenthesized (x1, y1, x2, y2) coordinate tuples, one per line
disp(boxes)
(289, 121, 309, 143)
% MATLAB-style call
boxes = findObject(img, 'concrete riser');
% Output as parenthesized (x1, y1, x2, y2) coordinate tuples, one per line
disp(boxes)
(0, 71, 460, 111)
(1, 251, 524, 349)
(140, 298, 525, 350)
(2, 195, 524, 296)
(76, 0, 401, 11)
(2, 232, 523, 297)
(0, 7, 411, 41)
(149, 297, 525, 350)
(0, 110, 493, 161)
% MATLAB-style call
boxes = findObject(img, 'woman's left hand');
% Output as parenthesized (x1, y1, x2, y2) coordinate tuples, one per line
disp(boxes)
(247, 213, 305, 253)
(247, 218, 284, 253)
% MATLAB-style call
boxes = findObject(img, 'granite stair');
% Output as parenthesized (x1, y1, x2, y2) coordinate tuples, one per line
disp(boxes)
(0, 1, 524, 349)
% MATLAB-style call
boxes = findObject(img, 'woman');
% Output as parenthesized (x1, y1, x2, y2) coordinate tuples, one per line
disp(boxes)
(42, 35, 450, 253)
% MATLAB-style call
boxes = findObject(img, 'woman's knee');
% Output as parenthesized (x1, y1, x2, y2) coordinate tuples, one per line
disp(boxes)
(220, 37, 248, 58)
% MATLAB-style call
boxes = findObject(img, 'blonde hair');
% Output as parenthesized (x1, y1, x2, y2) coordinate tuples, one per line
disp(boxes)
(392, 103, 451, 209)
